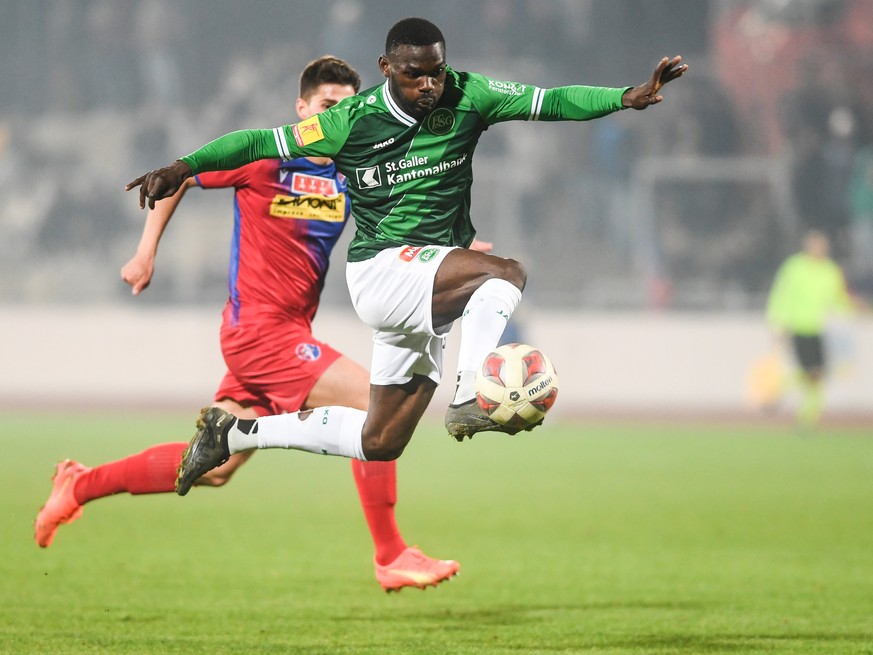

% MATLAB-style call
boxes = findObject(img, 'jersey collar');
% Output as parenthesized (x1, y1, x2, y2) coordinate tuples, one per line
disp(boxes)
(381, 81, 417, 127)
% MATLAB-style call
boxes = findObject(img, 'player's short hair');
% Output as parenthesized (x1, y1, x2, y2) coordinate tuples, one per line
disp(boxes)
(385, 17, 445, 55)
(299, 56, 361, 100)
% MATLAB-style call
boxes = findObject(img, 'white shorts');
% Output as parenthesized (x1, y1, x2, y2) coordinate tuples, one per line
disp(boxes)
(346, 245, 457, 385)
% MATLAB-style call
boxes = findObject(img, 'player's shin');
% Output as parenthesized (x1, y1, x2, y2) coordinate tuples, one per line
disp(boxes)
(452, 278, 522, 404)
(228, 407, 367, 460)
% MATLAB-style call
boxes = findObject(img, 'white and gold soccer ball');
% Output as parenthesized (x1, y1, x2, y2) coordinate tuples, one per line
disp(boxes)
(475, 343, 559, 429)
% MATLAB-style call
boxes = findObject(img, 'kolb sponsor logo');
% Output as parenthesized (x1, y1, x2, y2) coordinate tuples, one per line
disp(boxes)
(426, 108, 455, 135)
(356, 166, 382, 189)
(488, 80, 525, 96)
(418, 247, 439, 263)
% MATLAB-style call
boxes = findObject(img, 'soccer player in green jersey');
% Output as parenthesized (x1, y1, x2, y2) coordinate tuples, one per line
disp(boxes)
(126, 17, 687, 489)
(767, 230, 858, 428)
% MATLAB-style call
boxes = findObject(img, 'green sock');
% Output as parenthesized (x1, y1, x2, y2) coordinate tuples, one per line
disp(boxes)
(798, 381, 823, 427)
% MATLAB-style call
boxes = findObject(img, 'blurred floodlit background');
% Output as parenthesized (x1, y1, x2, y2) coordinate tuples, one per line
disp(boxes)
(1, 0, 871, 417)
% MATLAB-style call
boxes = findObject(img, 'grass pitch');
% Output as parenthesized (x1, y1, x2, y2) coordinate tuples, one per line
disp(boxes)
(2, 412, 873, 654)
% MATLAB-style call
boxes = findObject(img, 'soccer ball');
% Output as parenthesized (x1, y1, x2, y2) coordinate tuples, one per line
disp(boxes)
(475, 343, 559, 429)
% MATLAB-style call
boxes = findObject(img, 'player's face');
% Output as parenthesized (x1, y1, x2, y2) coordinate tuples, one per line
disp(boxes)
(296, 83, 356, 121)
(379, 43, 447, 120)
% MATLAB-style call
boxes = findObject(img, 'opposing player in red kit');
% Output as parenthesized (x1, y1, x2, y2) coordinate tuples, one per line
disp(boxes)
(34, 56, 465, 592)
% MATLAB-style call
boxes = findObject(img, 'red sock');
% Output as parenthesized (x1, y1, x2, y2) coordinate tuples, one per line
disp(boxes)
(351, 459, 406, 565)
(73, 442, 187, 504)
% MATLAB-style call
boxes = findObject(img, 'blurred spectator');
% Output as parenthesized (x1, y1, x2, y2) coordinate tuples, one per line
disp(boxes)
(713, 0, 873, 155)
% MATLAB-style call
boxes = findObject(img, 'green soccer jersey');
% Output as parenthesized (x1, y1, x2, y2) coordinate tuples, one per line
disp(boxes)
(766, 253, 854, 335)
(181, 67, 628, 261)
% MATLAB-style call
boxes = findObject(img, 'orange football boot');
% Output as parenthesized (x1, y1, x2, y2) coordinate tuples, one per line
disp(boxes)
(34, 459, 90, 548)
(374, 546, 460, 592)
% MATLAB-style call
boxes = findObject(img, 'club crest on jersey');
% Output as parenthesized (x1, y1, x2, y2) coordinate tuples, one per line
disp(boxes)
(296, 343, 322, 361)
(426, 108, 455, 135)
(356, 166, 382, 189)
(293, 115, 324, 147)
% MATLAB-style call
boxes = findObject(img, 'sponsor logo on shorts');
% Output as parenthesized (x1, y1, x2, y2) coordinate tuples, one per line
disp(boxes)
(292, 115, 324, 146)
(356, 165, 382, 189)
(426, 108, 455, 135)
(418, 247, 439, 263)
(296, 343, 322, 361)
(399, 246, 423, 262)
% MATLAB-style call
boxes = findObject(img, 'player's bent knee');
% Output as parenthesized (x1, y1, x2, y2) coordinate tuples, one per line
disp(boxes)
(498, 257, 527, 291)
(360, 433, 407, 461)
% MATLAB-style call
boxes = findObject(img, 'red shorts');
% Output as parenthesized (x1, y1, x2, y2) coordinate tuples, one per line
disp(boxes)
(214, 302, 341, 416)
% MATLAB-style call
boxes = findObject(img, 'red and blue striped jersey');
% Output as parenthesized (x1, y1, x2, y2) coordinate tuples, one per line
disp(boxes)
(195, 157, 349, 324)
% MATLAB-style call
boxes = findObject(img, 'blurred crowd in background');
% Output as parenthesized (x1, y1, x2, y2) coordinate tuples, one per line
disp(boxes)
(2, 0, 873, 310)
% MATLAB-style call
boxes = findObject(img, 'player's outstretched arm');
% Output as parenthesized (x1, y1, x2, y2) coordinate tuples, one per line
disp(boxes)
(127, 129, 289, 209)
(121, 177, 196, 295)
(125, 160, 193, 210)
(621, 56, 687, 110)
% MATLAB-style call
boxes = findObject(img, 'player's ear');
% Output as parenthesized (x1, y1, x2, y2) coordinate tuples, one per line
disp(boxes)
(378, 55, 390, 79)
(295, 97, 309, 121)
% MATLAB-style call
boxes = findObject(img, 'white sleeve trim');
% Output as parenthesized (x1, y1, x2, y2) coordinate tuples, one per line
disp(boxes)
(528, 87, 545, 121)
(273, 127, 291, 160)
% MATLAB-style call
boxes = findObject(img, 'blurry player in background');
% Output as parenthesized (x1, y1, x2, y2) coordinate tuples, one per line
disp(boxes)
(35, 56, 463, 592)
(767, 229, 860, 428)
(127, 18, 686, 492)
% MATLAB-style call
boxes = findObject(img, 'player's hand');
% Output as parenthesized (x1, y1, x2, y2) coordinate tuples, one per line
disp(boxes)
(470, 239, 493, 253)
(125, 160, 193, 210)
(621, 56, 687, 110)
(120, 253, 155, 296)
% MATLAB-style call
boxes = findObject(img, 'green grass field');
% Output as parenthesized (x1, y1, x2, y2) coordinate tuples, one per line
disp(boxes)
(3, 412, 872, 654)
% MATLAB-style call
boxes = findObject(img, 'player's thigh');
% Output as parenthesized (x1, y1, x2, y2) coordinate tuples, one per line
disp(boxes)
(432, 248, 526, 326)
(303, 355, 370, 411)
